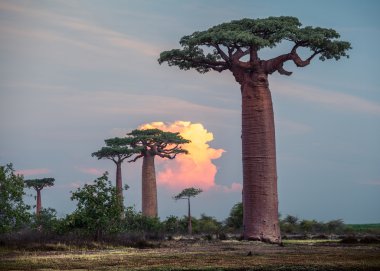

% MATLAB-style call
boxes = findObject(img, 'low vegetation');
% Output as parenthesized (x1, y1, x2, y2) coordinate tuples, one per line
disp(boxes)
(1, 163, 380, 270)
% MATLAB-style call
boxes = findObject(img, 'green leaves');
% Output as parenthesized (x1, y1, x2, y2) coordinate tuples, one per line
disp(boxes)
(179, 17, 301, 49)
(158, 16, 351, 75)
(289, 26, 351, 61)
(0, 163, 31, 233)
(174, 187, 203, 200)
(92, 137, 139, 162)
(128, 128, 190, 160)
(25, 178, 55, 191)
(70, 172, 123, 238)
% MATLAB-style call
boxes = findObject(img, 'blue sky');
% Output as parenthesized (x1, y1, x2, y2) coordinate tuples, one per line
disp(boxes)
(0, 0, 379, 223)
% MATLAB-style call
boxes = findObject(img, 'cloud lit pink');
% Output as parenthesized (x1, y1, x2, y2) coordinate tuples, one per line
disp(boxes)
(139, 121, 225, 190)
(15, 168, 50, 176)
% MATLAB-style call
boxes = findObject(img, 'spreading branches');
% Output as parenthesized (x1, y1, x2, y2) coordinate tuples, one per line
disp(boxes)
(127, 128, 190, 162)
(158, 16, 351, 78)
(158, 47, 229, 73)
(25, 178, 55, 191)
(173, 187, 203, 200)
(92, 137, 138, 164)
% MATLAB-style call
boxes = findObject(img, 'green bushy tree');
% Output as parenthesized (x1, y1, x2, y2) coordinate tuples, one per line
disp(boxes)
(124, 206, 163, 234)
(197, 214, 222, 234)
(0, 163, 30, 233)
(70, 172, 123, 240)
(225, 202, 243, 231)
(31, 207, 60, 233)
(163, 215, 184, 234)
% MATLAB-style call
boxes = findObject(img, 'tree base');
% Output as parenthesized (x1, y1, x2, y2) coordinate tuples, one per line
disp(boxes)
(246, 235, 282, 244)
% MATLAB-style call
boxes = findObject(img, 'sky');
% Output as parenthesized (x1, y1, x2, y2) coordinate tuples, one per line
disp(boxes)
(0, 0, 379, 224)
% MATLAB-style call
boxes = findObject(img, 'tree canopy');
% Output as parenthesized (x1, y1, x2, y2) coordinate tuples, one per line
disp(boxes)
(158, 16, 351, 77)
(174, 187, 203, 200)
(25, 178, 55, 191)
(92, 137, 140, 163)
(128, 129, 190, 161)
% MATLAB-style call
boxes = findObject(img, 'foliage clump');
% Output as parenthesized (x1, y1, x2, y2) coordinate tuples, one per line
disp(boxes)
(0, 164, 30, 233)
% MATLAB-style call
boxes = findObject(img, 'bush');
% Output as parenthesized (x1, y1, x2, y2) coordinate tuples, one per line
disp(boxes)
(197, 214, 222, 234)
(163, 215, 185, 234)
(225, 202, 243, 231)
(69, 173, 124, 240)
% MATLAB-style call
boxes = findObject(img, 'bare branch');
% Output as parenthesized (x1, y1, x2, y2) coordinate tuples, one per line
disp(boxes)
(157, 153, 177, 160)
(265, 46, 323, 75)
(227, 46, 234, 58)
(128, 154, 144, 163)
(214, 44, 229, 62)
(277, 64, 293, 76)
(233, 47, 250, 60)
(291, 50, 323, 67)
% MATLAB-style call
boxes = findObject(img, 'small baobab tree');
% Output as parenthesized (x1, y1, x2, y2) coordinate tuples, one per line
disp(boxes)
(128, 129, 190, 217)
(25, 178, 54, 215)
(92, 137, 139, 209)
(174, 187, 202, 235)
(158, 16, 351, 243)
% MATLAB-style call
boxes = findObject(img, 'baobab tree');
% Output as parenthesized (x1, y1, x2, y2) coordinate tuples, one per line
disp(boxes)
(128, 129, 190, 217)
(173, 187, 202, 235)
(92, 137, 139, 208)
(159, 16, 351, 243)
(24, 178, 54, 215)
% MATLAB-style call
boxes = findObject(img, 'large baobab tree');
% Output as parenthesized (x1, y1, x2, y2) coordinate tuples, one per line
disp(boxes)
(92, 137, 139, 208)
(158, 16, 351, 243)
(173, 187, 202, 235)
(128, 129, 190, 217)
(25, 178, 54, 215)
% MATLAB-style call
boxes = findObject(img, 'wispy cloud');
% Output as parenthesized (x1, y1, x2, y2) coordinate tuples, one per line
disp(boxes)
(273, 82, 380, 115)
(61, 19, 160, 57)
(0, 1, 160, 57)
(15, 168, 50, 176)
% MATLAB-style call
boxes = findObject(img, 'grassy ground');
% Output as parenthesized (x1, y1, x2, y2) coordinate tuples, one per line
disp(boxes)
(1, 239, 379, 271)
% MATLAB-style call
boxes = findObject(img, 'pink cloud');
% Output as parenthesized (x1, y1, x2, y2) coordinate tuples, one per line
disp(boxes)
(139, 121, 225, 191)
(15, 168, 50, 176)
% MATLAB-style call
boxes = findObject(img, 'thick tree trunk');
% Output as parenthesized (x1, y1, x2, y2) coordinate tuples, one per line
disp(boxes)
(188, 198, 192, 235)
(241, 73, 281, 243)
(115, 162, 123, 205)
(36, 189, 41, 215)
(142, 153, 158, 217)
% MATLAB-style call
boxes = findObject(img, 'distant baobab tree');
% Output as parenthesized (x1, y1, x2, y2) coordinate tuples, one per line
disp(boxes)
(92, 137, 140, 210)
(128, 129, 190, 217)
(159, 16, 351, 243)
(25, 178, 54, 215)
(173, 187, 202, 235)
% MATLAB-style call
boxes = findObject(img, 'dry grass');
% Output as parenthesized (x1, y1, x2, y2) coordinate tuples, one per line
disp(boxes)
(1, 239, 379, 270)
